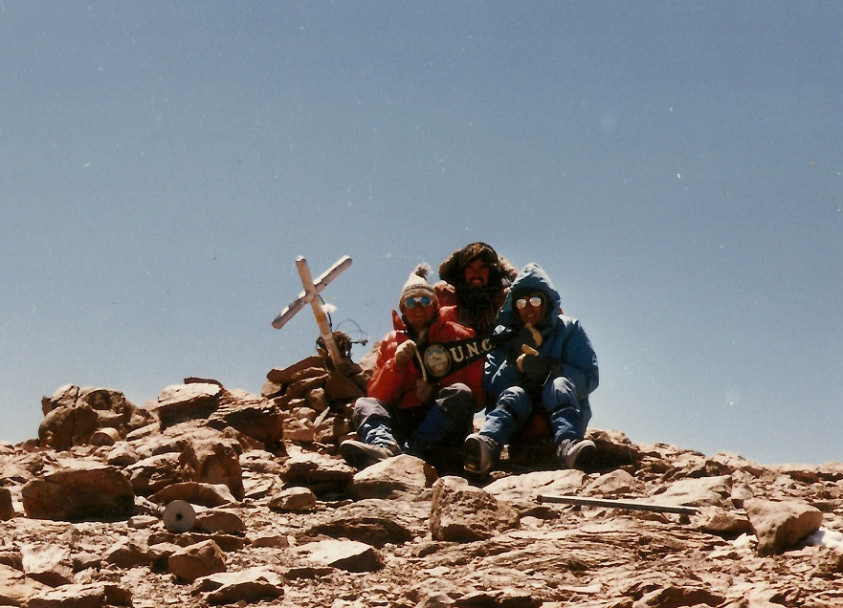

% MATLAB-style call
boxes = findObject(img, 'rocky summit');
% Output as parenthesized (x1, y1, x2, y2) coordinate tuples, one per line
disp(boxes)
(1, 349, 842, 608)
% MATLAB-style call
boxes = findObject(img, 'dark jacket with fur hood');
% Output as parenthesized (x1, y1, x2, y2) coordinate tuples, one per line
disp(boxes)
(438, 242, 517, 337)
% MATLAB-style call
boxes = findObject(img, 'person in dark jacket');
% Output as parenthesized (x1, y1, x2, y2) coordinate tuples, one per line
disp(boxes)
(436, 242, 517, 338)
(340, 264, 484, 469)
(464, 262, 599, 475)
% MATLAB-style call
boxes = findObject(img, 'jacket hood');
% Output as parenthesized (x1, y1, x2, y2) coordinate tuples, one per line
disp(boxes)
(438, 242, 517, 289)
(496, 263, 562, 328)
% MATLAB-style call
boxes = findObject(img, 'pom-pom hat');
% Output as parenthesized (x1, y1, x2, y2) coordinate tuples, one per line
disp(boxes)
(400, 263, 439, 310)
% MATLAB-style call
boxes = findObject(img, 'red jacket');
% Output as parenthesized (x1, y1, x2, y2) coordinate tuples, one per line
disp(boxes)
(368, 310, 485, 410)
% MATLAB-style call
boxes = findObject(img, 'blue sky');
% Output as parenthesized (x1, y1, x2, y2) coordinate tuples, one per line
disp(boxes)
(1, 2, 840, 465)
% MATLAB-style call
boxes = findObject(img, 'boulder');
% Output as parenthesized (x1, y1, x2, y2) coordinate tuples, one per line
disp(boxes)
(179, 435, 245, 500)
(21, 464, 134, 521)
(744, 498, 824, 556)
(168, 539, 226, 582)
(350, 454, 437, 500)
(297, 539, 383, 572)
(430, 476, 519, 542)
(155, 383, 223, 429)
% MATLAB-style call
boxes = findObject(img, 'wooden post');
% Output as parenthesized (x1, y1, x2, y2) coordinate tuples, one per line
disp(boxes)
(271, 255, 353, 371)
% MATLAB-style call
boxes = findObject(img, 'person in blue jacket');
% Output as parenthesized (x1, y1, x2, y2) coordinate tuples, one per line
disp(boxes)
(464, 262, 599, 475)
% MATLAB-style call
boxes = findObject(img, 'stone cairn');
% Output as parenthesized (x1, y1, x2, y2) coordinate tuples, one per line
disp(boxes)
(261, 330, 373, 450)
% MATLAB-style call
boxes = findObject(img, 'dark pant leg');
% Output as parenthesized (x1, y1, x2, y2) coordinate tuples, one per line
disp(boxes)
(351, 396, 397, 445)
(540, 376, 591, 444)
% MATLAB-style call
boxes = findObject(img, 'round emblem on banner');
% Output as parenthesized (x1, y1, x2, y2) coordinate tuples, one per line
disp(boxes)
(423, 344, 451, 377)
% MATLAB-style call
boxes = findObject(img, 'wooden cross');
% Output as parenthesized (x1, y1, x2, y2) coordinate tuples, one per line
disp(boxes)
(272, 255, 353, 370)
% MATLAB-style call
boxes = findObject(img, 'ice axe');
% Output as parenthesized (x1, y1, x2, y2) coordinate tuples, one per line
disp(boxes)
(537, 494, 700, 516)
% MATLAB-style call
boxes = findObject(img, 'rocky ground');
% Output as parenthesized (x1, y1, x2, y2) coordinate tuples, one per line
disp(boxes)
(1, 352, 842, 607)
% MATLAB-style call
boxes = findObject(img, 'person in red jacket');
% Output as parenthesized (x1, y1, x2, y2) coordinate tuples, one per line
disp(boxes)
(340, 264, 484, 469)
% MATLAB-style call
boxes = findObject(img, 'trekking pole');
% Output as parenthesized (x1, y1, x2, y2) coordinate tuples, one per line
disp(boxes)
(536, 494, 700, 516)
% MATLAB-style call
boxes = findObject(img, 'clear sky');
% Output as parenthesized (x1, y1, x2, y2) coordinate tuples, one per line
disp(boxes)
(1, 2, 840, 465)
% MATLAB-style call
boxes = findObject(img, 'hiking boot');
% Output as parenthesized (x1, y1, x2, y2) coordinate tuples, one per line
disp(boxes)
(557, 438, 596, 470)
(464, 433, 499, 476)
(339, 439, 400, 469)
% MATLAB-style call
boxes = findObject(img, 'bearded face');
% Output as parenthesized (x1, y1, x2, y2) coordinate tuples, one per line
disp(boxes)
(463, 259, 490, 289)
(454, 268, 500, 336)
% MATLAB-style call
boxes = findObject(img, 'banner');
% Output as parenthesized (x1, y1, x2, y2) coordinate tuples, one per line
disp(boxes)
(418, 337, 495, 379)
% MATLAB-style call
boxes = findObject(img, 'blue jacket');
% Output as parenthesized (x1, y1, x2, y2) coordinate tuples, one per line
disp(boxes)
(483, 263, 599, 407)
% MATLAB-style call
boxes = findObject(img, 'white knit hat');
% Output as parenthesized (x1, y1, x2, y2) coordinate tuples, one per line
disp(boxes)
(399, 263, 439, 310)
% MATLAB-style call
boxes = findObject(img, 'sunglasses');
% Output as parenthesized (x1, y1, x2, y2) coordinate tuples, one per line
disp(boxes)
(515, 296, 543, 310)
(405, 296, 433, 309)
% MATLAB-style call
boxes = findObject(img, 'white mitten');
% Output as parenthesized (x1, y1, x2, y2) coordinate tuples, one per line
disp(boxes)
(394, 340, 417, 367)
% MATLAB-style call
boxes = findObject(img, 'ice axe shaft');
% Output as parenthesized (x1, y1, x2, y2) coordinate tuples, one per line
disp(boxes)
(537, 494, 700, 516)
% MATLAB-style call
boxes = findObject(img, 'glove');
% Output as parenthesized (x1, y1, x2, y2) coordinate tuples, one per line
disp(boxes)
(512, 323, 543, 353)
(394, 340, 417, 367)
(517, 346, 552, 381)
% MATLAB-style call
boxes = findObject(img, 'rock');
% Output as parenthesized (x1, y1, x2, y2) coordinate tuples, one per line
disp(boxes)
(305, 499, 416, 547)
(280, 448, 354, 495)
(350, 454, 437, 500)
(483, 469, 586, 506)
(0, 487, 13, 520)
(26, 582, 133, 608)
(323, 369, 366, 401)
(126, 452, 182, 495)
(266, 356, 324, 384)
(585, 468, 641, 496)
(105, 441, 139, 467)
(39, 385, 153, 450)
(179, 435, 245, 500)
(20, 542, 74, 587)
(168, 539, 227, 582)
(744, 498, 824, 556)
(632, 585, 725, 608)
(297, 539, 383, 572)
(195, 567, 285, 605)
(155, 383, 223, 429)
(430, 476, 519, 542)
(651, 475, 733, 508)
(149, 481, 237, 508)
(0, 562, 52, 605)
(21, 464, 134, 520)
(38, 403, 99, 450)
(104, 539, 153, 568)
(195, 508, 246, 535)
(268, 486, 317, 512)
(208, 395, 284, 444)
(692, 506, 753, 537)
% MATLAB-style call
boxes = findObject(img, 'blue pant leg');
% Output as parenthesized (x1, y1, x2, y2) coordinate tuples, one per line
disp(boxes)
(351, 396, 397, 446)
(541, 377, 591, 444)
(406, 383, 474, 453)
(480, 386, 533, 446)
